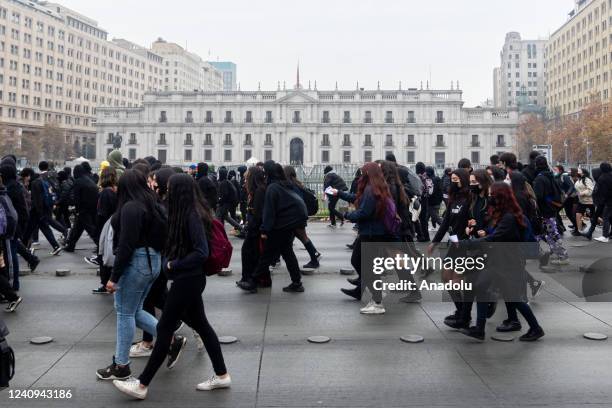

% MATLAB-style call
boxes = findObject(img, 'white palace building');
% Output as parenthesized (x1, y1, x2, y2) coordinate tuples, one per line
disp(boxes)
(95, 82, 519, 168)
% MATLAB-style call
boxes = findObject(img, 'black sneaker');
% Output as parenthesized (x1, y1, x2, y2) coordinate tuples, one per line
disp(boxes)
(302, 260, 319, 269)
(283, 282, 305, 293)
(346, 244, 354, 250)
(5, 297, 23, 312)
(96, 358, 130, 380)
(346, 277, 360, 286)
(236, 280, 257, 293)
(444, 318, 470, 330)
(29, 258, 40, 272)
(496, 319, 522, 332)
(340, 287, 361, 300)
(92, 286, 109, 295)
(315, 252, 322, 260)
(530, 280, 545, 297)
(50, 246, 63, 256)
(459, 326, 485, 341)
(167, 335, 187, 369)
(84, 256, 101, 267)
(519, 327, 545, 342)
(443, 311, 461, 325)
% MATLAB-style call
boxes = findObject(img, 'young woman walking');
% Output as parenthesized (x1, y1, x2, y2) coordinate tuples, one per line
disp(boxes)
(113, 174, 230, 399)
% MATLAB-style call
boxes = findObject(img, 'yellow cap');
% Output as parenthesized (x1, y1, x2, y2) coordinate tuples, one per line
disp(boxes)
(100, 160, 110, 171)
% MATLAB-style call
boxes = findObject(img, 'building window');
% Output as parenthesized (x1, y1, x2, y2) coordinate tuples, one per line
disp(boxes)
(435, 134, 444, 147)
(471, 151, 480, 164)
(321, 134, 330, 146)
(385, 111, 394, 123)
(204, 149, 212, 161)
(435, 111, 444, 123)
(471, 134, 480, 147)
(434, 152, 445, 168)
(364, 150, 372, 163)
(159, 111, 167, 122)
(205, 111, 213, 123)
(224, 149, 232, 162)
(158, 149, 167, 164)
(293, 111, 301, 123)
(264, 150, 272, 161)
(244, 134, 252, 146)
(128, 148, 136, 160)
(224, 111, 232, 123)
(264, 133, 273, 146)
(385, 134, 393, 147)
(128, 133, 137, 145)
(497, 134, 506, 147)
(364, 111, 372, 124)
(321, 150, 330, 163)
(265, 111, 273, 123)
(204, 133, 213, 145)
(322, 111, 330, 123)
(407, 111, 415, 123)
(184, 149, 192, 161)
(245, 111, 252, 123)
(184, 133, 193, 146)
(364, 134, 372, 146)
(158, 133, 166, 145)
(244, 149, 252, 161)
(185, 111, 193, 123)
(343, 111, 351, 123)
(406, 134, 415, 147)
(407, 151, 415, 163)
(343, 151, 351, 163)
(224, 134, 232, 145)
(342, 134, 351, 146)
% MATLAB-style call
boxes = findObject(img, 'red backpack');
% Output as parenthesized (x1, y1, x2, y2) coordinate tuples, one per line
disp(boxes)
(204, 218, 233, 276)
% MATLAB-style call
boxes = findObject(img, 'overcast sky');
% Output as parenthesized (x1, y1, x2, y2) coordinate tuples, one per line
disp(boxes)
(61, 0, 571, 106)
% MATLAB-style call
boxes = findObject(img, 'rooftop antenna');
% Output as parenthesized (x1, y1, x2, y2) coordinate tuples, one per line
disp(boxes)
(451, 81, 454, 90)
(399, 81, 402, 90)
(283, 81, 286, 90)
(377, 81, 380, 90)
(428, 65, 432, 89)
(420, 81, 423, 90)
(308, 80, 311, 90)
(277, 81, 281, 91)
(258, 82, 261, 91)
(457, 80, 460, 90)
(335, 81, 338, 91)
(314, 80, 317, 90)
(296, 60, 300, 89)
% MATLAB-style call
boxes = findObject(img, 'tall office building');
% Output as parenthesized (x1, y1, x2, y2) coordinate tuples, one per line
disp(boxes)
(209, 61, 237, 91)
(546, 0, 612, 116)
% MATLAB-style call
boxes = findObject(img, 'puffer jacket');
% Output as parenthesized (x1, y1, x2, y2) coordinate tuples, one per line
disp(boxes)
(575, 177, 594, 205)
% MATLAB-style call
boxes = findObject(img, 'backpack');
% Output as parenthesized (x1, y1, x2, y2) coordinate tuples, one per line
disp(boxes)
(99, 218, 115, 267)
(302, 187, 319, 216)
(401, 168, 423, 198)
(0, 194, 18, 239)
(204, 218, 233, 276)
(548, 174, 565, 208)
(383, 198, 401, 236)
(0, 321, 15, 388)
(41, 179, 56, 209)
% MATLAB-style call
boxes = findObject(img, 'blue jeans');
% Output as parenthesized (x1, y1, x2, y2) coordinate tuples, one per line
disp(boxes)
(114, 248, 161, 366)
(10, 239, 18, 291)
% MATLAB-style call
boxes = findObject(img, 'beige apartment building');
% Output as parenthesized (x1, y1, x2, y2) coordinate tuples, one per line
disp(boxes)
(546, 0, 612, 116)
(0, 0, 165, 157)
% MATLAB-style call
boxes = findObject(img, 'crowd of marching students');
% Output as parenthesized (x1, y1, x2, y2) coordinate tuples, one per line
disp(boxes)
(1, 147, 612, 398)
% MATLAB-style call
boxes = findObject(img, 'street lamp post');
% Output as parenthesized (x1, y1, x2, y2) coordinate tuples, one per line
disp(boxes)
(564, 139, 568, 165)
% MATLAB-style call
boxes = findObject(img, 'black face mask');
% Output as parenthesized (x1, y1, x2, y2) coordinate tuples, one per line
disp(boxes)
(470, 185, 481, 195)
(450, 182, 460, 194)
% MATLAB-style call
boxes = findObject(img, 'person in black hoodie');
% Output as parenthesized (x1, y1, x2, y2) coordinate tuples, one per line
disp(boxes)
(91, 167, 118, 294)
(591, 162, 612, 243)
(252, 161, 307, 293)
(237, 165, 248, 222)
(323, 165, 348, 227)
(216, 167, 243, 231)
(54, 170, 74, 229)
(428, 168, 471, 328)
(533, 156, 569, 265)
(426, 166, 444, 229)
(521, 150, 540, 185)
(64, 164, 99, 252)
(113, 174, 230, 400)
(196, 162, 218, 211)
(237, 166, 268, 293)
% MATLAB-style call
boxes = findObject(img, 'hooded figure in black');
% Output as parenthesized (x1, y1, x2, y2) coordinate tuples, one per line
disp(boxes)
(237, 165, 248, 222)
(215, 167, 242, 231)
(587, 162, 612, 241)
(64, 164, 100, 252)
(196, 163, 218, 210)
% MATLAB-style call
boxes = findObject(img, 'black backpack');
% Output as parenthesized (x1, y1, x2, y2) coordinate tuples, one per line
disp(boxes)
(302, 187, 319, 216)
(0, 321, 14, 388)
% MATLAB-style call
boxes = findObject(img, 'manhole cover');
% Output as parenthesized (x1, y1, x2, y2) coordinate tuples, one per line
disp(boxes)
(400, 335, 424, 343)
(218, 268, 232, 277)
(30, 336, 54, 345)
(491, 334, 515, 342)
(340, 268, 355, 275)
(55, 269, 70, 277)
(583, 332, 607, 341)
(307, 336, 331, 344)
(218, 336, 238, 344)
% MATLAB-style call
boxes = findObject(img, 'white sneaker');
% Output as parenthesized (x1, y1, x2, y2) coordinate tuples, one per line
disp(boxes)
(594, 236, 610, 243)
(113, 377, 148, 400)
(193, 330, 204, 351)
(360, 300, 385, 315)
(196, 374, 232, 391)
(129, 342, 153, 358)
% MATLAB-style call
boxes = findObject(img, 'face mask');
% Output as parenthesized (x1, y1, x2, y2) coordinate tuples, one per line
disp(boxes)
(470, 185, 481, 195)
(450, 182, 460, 193)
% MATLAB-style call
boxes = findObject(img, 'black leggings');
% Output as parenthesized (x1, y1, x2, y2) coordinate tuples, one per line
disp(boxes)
(351, 235, 391, 303)
(254, 229, 301, 284)
(138, 275, 226, 386)
(142, 273, 168, 343)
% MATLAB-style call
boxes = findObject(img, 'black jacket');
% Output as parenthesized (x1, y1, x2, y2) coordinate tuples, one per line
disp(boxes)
(165, 211, 209, 281)
(261, 182, 307, 232)
(72, 175, 98, 215)
(56, 178, 74, 207)
(97, 187, 117, 226)
(197, 175, 218, 210)
(533, 171, 557, 218)
(245, 186, 266, 237)
(3, 179, 28, 236)
(429, 176, 444, 206)
(433, 197, 470, 243)
(30, 173, 52, 214)
(593, 171, 612, 207)
(324, 172, 348, 191)
(521, 164, 538, 185)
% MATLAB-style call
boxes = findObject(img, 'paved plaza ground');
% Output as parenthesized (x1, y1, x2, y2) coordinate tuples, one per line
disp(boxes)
(1, 222, 612, 407)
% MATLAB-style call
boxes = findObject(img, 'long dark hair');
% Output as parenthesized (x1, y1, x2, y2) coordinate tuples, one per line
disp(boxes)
(449, 168, 471, 205)
(378, 160, 408, 207)
(283, 165, 304, 189)
(99, 167, 117, 189)
(165, 173, 213, 260)
(246, 166, 266, 202)
(115, 169, 157, 217)
(356, 162, 391, 219)
(489, 182, 526, 228)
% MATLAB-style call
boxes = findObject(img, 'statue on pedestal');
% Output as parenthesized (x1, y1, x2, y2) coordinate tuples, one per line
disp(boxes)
(112, 132, 122, 149)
